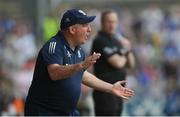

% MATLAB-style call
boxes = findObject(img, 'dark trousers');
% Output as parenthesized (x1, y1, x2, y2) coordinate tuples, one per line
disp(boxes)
(24, 99, 79, 116)
(93, 90, 123, 116)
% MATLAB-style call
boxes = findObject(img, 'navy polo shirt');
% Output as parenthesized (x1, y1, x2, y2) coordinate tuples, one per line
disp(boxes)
(25, 31, 85, 115)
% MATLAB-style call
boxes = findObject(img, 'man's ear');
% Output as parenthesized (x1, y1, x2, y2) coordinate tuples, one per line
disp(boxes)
(69, 26, 76, 35)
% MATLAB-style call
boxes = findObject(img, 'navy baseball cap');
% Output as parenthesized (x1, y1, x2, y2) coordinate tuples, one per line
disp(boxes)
(60, 9, 96, 30)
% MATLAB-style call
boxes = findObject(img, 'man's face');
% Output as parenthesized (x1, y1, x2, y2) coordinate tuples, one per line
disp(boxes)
(73, 23, 91, 45)
(102, 12, 118, 34)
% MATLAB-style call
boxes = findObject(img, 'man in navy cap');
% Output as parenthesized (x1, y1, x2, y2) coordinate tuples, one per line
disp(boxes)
(24, 9, 134, 116)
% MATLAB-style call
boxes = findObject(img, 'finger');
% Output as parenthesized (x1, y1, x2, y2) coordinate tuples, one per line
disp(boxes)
(120, 95, 130, 100)
(124, 91, 134, 96)
(123, 92, 134, 97)
(91, 54, 101, 60)
(90, 60, 97, 64)
(124, 91, 134, 97)
(125, 92, 134, 97)
(124, 88, 134, 92)
(119, 80, 127, 85)
(125, 88, 134, 94)
(92, 52, 100, 56)
(92, 52, 101, 56)
(91, 52, 95, 61)
(92, 55, 101, 59)
(92, 53, 101, 57)
(123, 90, 134, 97)
(123, 94, 133, 99)
(89, 53, 101, 59)
(124, 89, 134, 96)
(126, 91, 134, 96)
(93, 52, 101, 55)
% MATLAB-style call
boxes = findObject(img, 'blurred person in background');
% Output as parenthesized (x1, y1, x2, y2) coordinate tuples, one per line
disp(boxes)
(13, 58, 36, 100)
(91, 10, 135, 116)
(3, 59, 36, 116)
(0, 12, 16, 71)
(0, 71, 15, 115)
(43, 12, 59, 42)
(140, 4, 164, 35)
(162, 40, 180, 115)
(0, 18, 37, 116)
(2, 20, 36, 69)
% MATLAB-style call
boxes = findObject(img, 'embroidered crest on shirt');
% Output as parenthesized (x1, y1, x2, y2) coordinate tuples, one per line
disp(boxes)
(67, 50, 72, 58)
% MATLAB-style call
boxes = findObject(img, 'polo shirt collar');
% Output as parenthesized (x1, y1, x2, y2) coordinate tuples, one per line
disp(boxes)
(58, 31, 80, 53)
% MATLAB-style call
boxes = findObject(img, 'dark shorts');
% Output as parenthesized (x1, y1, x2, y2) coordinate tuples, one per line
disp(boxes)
(93, 90, 123, 116)
(24, 99, 79, 116)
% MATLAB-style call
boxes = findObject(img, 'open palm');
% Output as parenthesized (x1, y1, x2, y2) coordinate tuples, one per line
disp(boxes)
(112, 80, 134, 100)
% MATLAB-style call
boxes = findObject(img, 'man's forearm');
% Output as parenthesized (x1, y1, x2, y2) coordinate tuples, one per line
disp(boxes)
(126, 52, 135, 69)
(82, 71, 113, 93)
(48, 52, 101, 81)
(108, 54, 127, 69)
(48, 63, 83, 80)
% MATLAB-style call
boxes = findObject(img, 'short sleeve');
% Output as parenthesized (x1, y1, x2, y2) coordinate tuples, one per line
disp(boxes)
(92, 39, 118, 60)
(41, 41, 63, 65)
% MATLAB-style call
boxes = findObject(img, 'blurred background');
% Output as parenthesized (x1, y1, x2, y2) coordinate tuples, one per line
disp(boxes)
(0, 0, 180, 116)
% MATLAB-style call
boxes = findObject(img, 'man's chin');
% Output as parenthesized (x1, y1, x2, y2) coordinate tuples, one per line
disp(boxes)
(80, 39, 88, 45)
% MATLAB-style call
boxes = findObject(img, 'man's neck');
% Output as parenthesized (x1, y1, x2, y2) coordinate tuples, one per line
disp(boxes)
(100, 29, 114, 38)
(63, 32, 76, 51)
(101, 29, 114, 35)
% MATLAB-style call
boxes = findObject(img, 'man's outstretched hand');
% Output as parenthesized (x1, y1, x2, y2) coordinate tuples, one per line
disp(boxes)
(111, 80, 134, 100)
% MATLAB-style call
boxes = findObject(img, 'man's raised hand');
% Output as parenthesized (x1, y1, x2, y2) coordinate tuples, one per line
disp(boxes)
(81, 52, 101, 70)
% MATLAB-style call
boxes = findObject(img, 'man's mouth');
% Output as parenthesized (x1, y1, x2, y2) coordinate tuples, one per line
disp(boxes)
(85, 33, 89, 40)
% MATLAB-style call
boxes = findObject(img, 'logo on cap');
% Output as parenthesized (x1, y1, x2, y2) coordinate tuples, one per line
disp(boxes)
(65, 17, 70, 22)
(78, 10, 86, 15)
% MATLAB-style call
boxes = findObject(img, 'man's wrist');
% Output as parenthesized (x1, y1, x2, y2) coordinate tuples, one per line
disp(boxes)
(79, 62, 86, 71)
(107, 84, 114, 94)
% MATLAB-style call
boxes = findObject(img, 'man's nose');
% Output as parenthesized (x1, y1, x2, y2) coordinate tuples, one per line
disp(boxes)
(87, 24, 91, 32)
